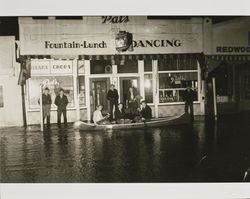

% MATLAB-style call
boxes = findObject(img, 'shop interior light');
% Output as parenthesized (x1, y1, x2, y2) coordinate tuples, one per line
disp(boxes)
(145, 79, 152, 88)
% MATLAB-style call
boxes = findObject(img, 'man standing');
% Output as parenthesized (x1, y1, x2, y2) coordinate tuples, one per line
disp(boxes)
(183, 85, 196, 119)
(107, 84, 119, 120)
(39, 87, 52, 128)
(55, 88, 69, 127)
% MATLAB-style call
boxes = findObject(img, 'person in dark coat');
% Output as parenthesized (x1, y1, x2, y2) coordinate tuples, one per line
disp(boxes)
(55, 88, 69, 127)
(39, 87, 52, 128)
(107, 84, 119, 120)
(126, 86, 138, 119)
(183, 85, 196, 118)
(114, 103, 125, 123)
(140, 101, 152, 121)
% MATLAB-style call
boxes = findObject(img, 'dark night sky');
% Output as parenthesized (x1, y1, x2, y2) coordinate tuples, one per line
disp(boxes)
(0, 16, 241, 40)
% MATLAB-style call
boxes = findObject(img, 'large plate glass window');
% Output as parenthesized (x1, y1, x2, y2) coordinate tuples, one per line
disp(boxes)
(28, 76, 74, 109)
(158, 56, 198, 104)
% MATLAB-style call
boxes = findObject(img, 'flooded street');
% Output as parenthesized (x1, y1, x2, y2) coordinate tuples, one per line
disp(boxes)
(1, 113, 250, 183)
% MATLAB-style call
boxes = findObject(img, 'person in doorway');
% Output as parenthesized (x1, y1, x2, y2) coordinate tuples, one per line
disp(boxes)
(183, 85, 196, 119)
(126, 86, 138, 119)
(93, 104, 110, 125)
(139, 100, 152, 121)
(107, 84, 119, 121)
(39, 87, 52, 128)
(55, 88, 69, 127)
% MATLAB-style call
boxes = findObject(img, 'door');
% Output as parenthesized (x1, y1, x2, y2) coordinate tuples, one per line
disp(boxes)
(119, 77, 140, 105)
(90, 78, 110, 118)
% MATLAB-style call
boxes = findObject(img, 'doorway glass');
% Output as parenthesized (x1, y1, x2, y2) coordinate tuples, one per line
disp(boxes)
(90, 78, 110, 117)
(119, 77, 140, 105)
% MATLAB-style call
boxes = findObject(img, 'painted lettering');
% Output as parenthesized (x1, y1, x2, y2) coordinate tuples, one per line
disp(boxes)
(102, 16, 129, 24)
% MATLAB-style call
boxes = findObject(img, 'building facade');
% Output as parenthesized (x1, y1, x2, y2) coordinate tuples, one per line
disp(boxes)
(0, 36, 23, 127)
(18, 16, 208, 125)
(206, 17, 250, 114)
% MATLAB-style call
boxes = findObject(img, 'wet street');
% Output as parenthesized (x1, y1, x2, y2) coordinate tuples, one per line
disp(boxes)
(1, 112, 250, 183)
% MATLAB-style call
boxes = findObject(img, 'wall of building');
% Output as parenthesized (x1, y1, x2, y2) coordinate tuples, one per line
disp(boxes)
(0, 36, 23, 127)
(17, 17, 207, 123)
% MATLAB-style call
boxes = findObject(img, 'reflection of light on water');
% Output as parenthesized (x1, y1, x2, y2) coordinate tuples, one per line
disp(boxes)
(106, 131, 113, 139)
(153, 129, 161, 143)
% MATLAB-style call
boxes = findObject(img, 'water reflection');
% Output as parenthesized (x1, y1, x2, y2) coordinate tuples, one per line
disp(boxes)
(1, 113, 250, 182)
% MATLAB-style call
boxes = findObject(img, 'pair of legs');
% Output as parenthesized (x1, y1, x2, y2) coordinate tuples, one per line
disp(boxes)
(109, 101, 118, 120)
(185, 102, 194, 119)
(57, 109, 67, 126)
(43, 116, 50, 127)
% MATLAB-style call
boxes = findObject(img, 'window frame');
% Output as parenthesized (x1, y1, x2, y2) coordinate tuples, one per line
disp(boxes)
(158, 69, 200, 105)
(27, 74, 76, 111)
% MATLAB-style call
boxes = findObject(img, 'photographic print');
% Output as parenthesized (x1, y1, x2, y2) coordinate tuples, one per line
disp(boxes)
(0, 16, 250, 185)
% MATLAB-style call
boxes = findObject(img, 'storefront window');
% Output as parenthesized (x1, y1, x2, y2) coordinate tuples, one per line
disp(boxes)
(118, 60, 138, 73)
(144, 59, 152, 72)
(144, 74, 153, 103)
(158, 57, 197, 71)
(78, 76, 86, 106)
(90, 60, 112, 74)
(159, 72, 198, 103)
(28, 76, 74, 109)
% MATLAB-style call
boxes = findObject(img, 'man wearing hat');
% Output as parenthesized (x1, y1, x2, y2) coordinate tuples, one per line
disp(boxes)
(39, 87, 52, 128)
(107, 84, 119, 120)
(55, 88, 69, 127)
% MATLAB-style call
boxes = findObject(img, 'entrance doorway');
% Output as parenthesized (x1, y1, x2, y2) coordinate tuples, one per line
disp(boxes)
(119, 77, 140, 105)
(90, 78, 110, 118)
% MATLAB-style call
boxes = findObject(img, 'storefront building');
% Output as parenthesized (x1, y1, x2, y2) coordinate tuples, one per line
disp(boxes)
(206, 17, 250, 114)
(18, 16, 208, 125)
(0, 36, 23, 127)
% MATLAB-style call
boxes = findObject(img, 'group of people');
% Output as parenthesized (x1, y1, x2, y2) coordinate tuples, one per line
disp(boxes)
(41, 83, 196, 128)
(40, 88, 68, 128)
(93, 84, 152, 125)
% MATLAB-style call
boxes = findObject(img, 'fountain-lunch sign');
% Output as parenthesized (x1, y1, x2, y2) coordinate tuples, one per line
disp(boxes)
(19, 16, 203, 55)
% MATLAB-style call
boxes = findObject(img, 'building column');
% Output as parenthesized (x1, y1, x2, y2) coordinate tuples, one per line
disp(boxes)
(198, 60, 205, 115)
(85, 60, 91, 121)
(73, 59, 80, 121)
(153, 60, 159, 118)
(138, 60, 144, 99)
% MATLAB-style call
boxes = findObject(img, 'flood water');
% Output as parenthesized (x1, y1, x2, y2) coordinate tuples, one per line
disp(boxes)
(1, 113, 250, 183)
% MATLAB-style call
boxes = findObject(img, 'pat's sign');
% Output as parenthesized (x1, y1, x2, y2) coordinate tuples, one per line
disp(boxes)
(102, 16, 129, 24)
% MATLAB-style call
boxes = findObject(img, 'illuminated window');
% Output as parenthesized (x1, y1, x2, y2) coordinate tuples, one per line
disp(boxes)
(159, 72, 198, 103)
(144, 74, 153, 103)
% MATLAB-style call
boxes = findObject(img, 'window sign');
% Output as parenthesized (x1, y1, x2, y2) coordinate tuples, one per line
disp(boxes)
(31, 60, 73, 76)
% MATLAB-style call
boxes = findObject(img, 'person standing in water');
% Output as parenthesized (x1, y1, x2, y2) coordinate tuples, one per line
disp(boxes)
(107, 84, 119, 121)
(183, 85, 196, 120)
(39, 87, 52, 128)
(55, 88, 69, 127)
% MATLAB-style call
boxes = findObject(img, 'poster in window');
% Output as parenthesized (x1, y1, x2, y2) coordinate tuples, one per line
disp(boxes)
(0, 86, 3, 107)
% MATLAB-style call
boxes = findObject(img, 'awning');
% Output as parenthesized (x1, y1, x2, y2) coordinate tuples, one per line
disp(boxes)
(206, 54, 250, 62)
(206, 54, 250, 74)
